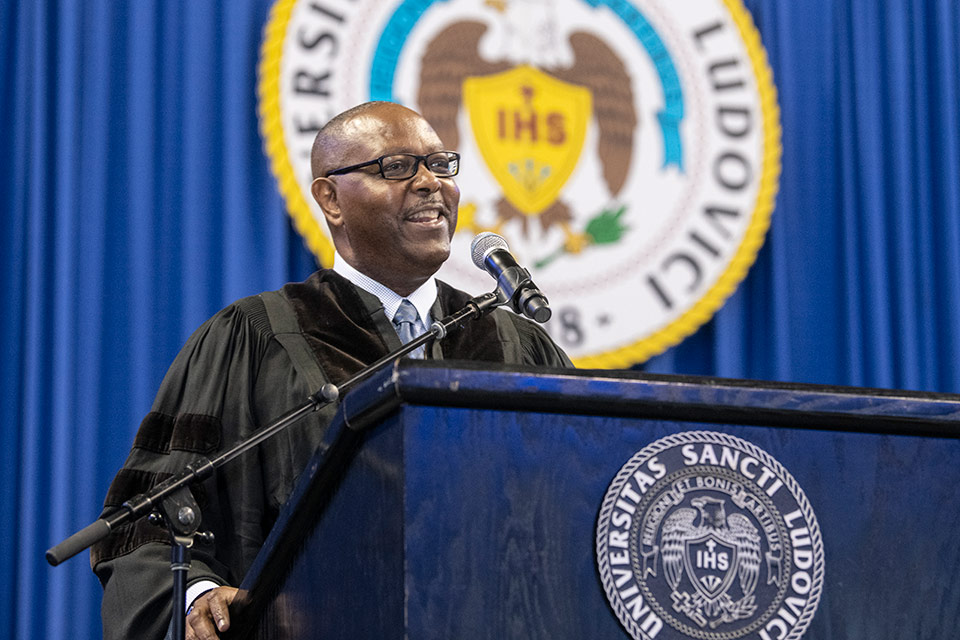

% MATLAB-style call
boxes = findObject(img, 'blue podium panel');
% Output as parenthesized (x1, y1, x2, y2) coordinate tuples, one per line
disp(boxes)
(231, 363, 960, 640)
(402, 407, 960, 639)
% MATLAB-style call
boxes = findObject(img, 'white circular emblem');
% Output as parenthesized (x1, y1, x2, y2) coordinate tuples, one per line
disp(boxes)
(258, 0, 781, 366)
(596, 431, 824, 640)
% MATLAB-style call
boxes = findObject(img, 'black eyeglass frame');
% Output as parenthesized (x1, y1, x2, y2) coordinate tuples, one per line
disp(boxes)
(324, 151, 460, 180)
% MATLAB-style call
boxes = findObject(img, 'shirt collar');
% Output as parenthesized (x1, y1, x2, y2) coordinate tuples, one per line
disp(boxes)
(332, 252, 437, 326)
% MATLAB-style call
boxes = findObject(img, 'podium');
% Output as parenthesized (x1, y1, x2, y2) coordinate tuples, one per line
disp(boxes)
(226, 361, 960, 639)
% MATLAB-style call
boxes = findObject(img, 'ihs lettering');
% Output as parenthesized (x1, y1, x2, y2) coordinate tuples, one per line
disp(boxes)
(496, 86, 567, 144)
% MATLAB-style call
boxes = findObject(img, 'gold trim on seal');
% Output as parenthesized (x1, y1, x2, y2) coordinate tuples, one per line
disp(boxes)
(258, 0, 333, 267)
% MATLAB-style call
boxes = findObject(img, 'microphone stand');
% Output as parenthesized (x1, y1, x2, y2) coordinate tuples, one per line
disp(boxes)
(46, 290, 503, 640)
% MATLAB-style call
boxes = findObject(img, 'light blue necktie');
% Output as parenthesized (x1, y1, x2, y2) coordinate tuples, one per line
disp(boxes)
(393, 299, 426, 358)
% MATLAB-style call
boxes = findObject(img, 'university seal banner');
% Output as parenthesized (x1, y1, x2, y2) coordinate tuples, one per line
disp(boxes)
(258, 0, 781, 367)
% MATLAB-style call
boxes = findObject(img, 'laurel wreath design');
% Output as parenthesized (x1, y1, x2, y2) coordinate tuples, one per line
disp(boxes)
(670, 591, 757, 629)
(596, 430, 825, 640)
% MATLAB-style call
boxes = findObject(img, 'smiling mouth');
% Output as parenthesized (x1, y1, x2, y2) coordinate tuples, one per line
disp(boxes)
(404, 206, 447, 224)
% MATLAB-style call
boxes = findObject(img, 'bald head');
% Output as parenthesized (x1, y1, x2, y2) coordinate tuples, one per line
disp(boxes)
(311, 101, 425, 179)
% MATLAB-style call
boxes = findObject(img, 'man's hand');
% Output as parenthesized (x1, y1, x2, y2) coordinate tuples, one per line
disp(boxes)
(185, 586, 239, 639)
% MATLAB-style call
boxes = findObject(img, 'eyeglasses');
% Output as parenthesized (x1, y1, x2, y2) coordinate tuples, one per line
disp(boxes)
(325, 151, 460, 180)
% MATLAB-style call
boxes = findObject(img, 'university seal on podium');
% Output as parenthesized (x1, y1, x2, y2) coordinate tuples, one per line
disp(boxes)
(596, 432, 824, 640)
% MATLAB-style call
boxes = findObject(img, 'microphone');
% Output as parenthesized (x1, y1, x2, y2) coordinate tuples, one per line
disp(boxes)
(470, 232, 552, 323)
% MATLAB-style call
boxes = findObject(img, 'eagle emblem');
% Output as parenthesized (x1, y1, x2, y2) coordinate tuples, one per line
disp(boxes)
(416, 11, 636, 255)
(660, 496, 762, 628)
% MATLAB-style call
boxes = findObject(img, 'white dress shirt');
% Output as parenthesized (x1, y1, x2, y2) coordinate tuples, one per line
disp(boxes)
(332, 252, 437, 328)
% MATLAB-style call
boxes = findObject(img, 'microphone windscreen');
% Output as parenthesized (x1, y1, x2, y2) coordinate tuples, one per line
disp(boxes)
(470, 232, 509, 270)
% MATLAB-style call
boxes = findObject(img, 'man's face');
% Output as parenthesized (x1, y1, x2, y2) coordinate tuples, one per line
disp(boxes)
(314, 105, 460, 295)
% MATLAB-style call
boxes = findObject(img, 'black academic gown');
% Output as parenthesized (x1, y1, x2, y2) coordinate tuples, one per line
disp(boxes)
(92, 270, 571, 640)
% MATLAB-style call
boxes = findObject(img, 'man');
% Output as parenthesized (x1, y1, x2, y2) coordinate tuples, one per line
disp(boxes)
(92, 101, 571, 640)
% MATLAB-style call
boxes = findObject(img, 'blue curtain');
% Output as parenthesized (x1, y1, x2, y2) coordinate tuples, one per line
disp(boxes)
(1, 0, 957, 638)
(0, 2, 315, 638)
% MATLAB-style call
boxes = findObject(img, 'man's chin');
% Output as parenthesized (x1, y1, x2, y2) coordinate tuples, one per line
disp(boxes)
(407, 247, 450, 279)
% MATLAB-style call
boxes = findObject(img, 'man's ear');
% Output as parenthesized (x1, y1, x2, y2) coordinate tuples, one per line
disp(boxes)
(311, 177, 343, 228)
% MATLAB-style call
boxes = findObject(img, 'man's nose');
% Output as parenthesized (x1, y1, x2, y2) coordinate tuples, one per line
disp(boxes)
(409, 161, 442, 194)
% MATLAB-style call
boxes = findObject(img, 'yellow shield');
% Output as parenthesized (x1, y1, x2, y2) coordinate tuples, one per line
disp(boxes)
(463, 65, 592, 215)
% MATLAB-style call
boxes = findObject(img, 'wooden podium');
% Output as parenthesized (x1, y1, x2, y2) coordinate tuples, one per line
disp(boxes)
(226, 361, 960, 639)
